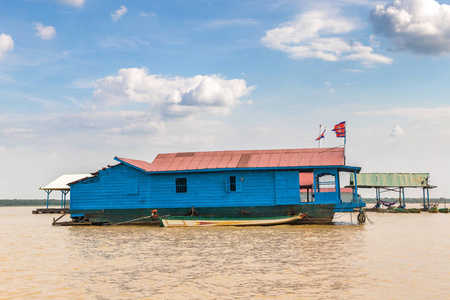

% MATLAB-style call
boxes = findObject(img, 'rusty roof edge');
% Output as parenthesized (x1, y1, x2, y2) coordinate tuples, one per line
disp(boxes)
(114, 156, 150, 172)
(148, 165, 360, 174)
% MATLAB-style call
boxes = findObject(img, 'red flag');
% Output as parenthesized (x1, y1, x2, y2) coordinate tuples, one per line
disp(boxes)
(316, 129, 326, 141)
(332, 121, 345, 138)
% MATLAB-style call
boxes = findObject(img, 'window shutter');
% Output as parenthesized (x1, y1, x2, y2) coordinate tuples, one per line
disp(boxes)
(127, 179, 139, 195)
(236, 177, 242, 192)
(224, 177, 230, 192)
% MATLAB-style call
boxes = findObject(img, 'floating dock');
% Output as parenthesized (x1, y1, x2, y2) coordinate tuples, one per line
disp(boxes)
(32, 208, 69, 214)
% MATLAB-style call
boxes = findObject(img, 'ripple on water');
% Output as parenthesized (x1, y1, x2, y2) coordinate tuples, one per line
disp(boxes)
(0, 208, 449, 299)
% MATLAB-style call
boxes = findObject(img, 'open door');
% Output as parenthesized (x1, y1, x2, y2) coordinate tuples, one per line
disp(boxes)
(313, 169, 340, 204)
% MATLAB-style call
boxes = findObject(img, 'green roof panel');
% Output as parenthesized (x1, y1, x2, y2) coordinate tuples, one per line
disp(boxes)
(350, 173, 434, 188)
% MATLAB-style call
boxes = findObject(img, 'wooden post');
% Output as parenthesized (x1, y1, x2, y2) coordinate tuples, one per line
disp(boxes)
(353, 170, 358, 203)
(376, 188, 381, 208)
(402, 187, 405, 208)
(45, 190, 52, 208)
(423, 188, 426, 210)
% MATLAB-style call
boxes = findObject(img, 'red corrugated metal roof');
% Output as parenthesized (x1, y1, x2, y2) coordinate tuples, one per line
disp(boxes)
(115, 157, 153, 172)
(147, 148, 345, 172)
(299, 173, 314, 187)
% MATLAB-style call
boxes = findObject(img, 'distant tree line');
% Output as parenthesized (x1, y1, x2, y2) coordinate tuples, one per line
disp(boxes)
(363, 197, 449, 204)
(1, 198, 448, 206)
(0, 199, 64, 207)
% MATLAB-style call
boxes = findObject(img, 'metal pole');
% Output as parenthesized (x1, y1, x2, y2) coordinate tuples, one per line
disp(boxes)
(402, 187, 406, 208)
(377, 188, 381, 208)
(63, 191, 68, 208)
(423, 188, 426, 210)
(427, 188, 430, 209)
(318, 124, 321, 148)
(46, 190, 50, 208)
(354, 170, 358, 203)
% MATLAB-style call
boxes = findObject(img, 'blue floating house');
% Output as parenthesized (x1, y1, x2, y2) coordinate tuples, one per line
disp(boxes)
(68, 148, 365, 225)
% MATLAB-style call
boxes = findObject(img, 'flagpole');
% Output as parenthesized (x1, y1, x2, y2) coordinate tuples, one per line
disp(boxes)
(344, 122, 347, 165)
(318, 124, 321, 148)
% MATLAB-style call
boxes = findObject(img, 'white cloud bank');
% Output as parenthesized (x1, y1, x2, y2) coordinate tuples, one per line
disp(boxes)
(0, 33, 14, 59)
(371, 0, 450, 54)
(56, 0, 84, 7)
(390, 124, 404, 137)
(111, 5, 127, 22)
(94, 68, 255, 119)
(262, 10, 392, 65)
(34, 23, 57, 40)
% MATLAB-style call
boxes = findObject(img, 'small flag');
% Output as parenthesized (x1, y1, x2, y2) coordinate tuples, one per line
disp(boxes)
(316, 129, 326, 141)
(332, 121, 346, 138)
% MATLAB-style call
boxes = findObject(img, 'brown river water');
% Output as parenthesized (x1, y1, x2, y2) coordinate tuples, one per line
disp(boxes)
(0, 207, 449, 300)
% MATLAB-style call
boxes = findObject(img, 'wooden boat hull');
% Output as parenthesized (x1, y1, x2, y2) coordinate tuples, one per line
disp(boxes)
(160, 214, 306, 227)
(69, 204, 336, 225)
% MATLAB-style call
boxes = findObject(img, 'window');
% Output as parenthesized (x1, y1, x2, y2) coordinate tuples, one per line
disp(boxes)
(175, 178, 187, 193)
(225, 175, 241, 192)
(316, 174, 336, 193)
(230, 176, 236, 191)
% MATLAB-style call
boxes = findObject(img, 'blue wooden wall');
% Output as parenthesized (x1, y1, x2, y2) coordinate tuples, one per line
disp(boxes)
(70, 164, 304, 210)
(148, 170, 277, 208)
(70, 164, 150, 210)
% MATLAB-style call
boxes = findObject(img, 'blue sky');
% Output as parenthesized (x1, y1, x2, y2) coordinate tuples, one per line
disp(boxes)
(1, 0, 450, 199)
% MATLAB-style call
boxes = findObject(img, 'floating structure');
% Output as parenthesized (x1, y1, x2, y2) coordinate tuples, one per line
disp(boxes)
(349, 173, 436, 210)
(65, 147, 366, 225)
(36, 174, 92, 214)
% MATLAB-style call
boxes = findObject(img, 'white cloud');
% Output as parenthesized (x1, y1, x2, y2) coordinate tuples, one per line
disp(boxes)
(0, 146, 5, 155)
(0, 33, 14, 59)
(139, 12, 158, 18)
(356, 107, 450, 119)
(370, 0, 450, 54)
(34, 23, 57, 40)
(390, 124, 404, 137)
(262, 10, 392, 65)
(98, 37, 149, 49)
(56, 0, 85, 7)
(103, 121, 164, 136)
(93, 68, 255, 119)
(2, 128, 31, 135)
(203, 18, 258, 28)
(111, 5, 127, 22)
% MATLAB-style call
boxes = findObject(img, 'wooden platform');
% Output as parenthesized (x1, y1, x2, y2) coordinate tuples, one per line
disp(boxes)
(32, 208, 69, 214)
